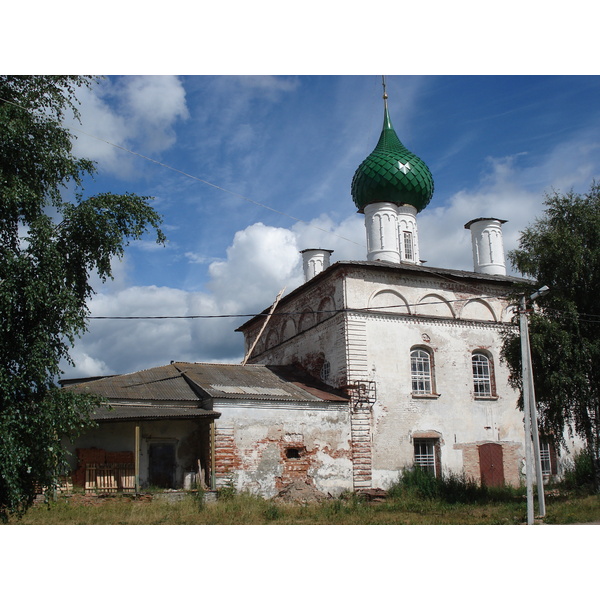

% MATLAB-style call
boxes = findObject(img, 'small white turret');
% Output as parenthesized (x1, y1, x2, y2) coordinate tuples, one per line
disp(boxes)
(464, 218, 507, 276)
(300, 249, 334, 282)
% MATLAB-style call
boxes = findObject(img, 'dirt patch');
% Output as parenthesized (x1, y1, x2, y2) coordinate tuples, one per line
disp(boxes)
(357, 488, 388, 503)
(274, 480, 330, 504)
(40, 493, 154, 507)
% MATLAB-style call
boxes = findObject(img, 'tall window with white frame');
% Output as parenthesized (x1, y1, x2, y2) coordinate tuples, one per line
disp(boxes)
(413, 438, 439, 476)
(472, 351, 495, 398)
(411, 347, 434, 395)
(403, 231, 414, 261)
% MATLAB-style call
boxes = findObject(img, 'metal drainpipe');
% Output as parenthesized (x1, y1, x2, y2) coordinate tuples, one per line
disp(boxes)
(210, 420, 216, 490)
(134, 424, 140, 494)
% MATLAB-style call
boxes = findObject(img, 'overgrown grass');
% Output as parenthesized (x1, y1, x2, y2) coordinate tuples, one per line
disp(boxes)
(388, 467, 519, 504)
(7, 483, 600, 525)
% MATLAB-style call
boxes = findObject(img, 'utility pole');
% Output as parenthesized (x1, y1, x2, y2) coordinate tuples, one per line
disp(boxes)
(519, 286, 549, 524)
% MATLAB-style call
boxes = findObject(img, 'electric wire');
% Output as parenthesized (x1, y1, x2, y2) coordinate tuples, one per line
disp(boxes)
(0, 94, 366, 250)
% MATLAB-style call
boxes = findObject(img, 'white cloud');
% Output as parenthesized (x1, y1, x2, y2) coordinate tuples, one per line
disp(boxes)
(67, 76, 189, 177)
(118, 76, 189, 152)
(63, 216, 362, 378)
(208, 222, 303, 312)
(292, 213, 365, 261)
(63, 125, 600, 379)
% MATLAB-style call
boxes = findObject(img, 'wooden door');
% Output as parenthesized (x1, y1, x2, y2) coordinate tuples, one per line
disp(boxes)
(478, 443, 504, 487)
(149, 443, 176, 489)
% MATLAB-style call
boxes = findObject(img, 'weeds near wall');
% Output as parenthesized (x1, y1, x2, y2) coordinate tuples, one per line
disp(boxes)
(388, 467, 520, 504)
(560, 450, 596, 493)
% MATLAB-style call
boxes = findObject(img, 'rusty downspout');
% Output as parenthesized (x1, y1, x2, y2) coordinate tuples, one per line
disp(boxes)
(210, 420, 216, 490)
(134, 424, 140, 494)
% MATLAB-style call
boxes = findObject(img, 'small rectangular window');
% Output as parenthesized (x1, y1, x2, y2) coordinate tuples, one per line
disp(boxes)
(540, 439, 557, 476)
(403, 231, 414, 261)
(414, 439, 438, 476)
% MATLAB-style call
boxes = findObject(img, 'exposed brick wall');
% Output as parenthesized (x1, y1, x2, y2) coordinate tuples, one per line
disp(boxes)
(213, 426, 241, 488)
(351, 406, 372, 489)
(213, 421, 353, 495)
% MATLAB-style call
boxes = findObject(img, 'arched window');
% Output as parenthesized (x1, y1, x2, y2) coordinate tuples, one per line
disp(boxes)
(472, 351, 495, 398)
(411, 347, 435, 395)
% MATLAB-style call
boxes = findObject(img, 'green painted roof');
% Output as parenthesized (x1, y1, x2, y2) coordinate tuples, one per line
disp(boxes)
(351, 101, 434, 213)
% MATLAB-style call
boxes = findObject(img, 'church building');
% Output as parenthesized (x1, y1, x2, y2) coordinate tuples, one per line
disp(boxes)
(236, 89, 529, 492)
(64, 88, 575, 497)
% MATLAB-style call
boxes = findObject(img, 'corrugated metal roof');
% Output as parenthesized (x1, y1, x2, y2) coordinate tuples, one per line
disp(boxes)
(64, 362, 349, 407)
(91, 403, 219, 422)
(65, 364, 200, 401)
(174, 362, 349, 403)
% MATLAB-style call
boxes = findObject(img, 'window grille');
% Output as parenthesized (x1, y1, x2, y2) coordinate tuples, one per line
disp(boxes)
(414, 439, 437, 475)
(472, 352, 492, 397)
(411, 348, 432, 394)
(540, 440, 552, 476)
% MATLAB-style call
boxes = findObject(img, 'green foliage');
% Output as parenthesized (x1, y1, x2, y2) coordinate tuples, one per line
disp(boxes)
(388, 467, 519, 504)
(0, 76, 165, 521)
(560, 450, 596, 493)
(217, 480, 237, 500)
(500, 183, 600, 490)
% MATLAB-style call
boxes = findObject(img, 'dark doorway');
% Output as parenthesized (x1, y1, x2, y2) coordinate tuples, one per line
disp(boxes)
(478, 443, 505, 487)
(149, 443, 176, 488)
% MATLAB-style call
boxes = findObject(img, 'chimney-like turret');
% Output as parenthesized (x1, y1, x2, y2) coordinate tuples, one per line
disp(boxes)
(300, 249, 333, 282)
(464, 218, 507, 276)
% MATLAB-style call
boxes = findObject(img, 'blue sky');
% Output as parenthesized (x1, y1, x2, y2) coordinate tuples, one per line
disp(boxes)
(54, 75, 600, 379)
(5, 2, 598, 579)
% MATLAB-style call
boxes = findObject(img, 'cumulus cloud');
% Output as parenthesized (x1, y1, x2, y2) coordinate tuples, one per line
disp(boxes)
(62, 121, 600, 379)
(63, 214, 364, 378)
(208, 222, 302, 309)
(67, 76, 189, 177)
(421, 135, 600, 274)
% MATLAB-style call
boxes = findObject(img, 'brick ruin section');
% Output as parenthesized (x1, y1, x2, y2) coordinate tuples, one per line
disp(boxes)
(351, 405, 373, 489)
(214, 425, 352, 494)
(213, 426, 241, 488)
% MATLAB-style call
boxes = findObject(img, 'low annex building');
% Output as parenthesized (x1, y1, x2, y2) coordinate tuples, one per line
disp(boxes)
(65, 85, 579, 496)
(64, 362, 351, 496)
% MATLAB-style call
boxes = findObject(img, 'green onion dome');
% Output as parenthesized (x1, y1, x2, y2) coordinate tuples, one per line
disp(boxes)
(351, 101, 434, 213)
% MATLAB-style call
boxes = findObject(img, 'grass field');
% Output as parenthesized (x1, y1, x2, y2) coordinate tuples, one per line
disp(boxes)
(7, 488, 600, 525)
